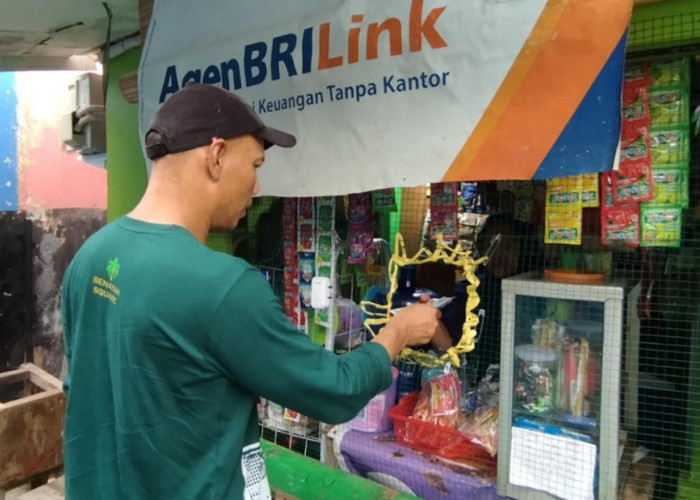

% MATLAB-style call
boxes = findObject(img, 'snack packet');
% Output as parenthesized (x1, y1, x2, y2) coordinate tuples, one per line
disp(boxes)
(412, 367, 461, 429)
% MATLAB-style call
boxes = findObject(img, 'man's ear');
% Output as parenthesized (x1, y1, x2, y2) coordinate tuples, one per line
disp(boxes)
(206, 139, 226, 181)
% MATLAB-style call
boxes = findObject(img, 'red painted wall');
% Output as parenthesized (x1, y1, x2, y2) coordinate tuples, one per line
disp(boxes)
(15, 71, 106, 212)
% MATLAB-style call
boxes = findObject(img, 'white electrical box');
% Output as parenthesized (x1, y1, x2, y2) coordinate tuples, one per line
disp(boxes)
(310, 276, 331, 309)
(61, 72, 106, 157)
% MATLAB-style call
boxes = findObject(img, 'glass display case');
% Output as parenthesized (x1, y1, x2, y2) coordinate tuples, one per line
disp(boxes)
(497, 272, 625, 500)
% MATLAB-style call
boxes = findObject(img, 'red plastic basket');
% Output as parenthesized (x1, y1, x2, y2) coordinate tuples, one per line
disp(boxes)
(387, 391, 497, 472)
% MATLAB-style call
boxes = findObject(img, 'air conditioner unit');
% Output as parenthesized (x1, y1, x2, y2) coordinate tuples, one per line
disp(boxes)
(60, 72, 106, 156)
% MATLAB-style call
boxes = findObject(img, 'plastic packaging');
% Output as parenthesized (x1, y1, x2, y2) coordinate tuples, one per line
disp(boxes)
(388, 391, 497, 471)
(411, 366, 461, 429)
(350, 366, 398, 432)
(556, 320, 602, 421)
(514, 344, 558, 414)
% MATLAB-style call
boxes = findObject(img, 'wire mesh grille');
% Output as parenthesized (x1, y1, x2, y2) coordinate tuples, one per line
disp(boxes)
(629, 10, 700, 53)
(217, 51, 700, 500)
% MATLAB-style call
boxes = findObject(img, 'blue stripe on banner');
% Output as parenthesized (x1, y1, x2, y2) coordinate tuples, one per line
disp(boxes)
(532, 31, 627, 180)
(0, 72, 18, 211)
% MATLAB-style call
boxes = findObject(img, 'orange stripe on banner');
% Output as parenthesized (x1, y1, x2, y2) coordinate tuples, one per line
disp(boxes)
(442, 0, 632, 182)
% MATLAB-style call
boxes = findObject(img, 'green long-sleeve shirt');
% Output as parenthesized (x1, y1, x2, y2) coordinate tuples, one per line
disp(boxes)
(61, 216, 392, 499)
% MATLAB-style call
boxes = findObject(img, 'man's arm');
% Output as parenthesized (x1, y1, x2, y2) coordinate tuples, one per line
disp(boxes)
(206, 269, 440, 424)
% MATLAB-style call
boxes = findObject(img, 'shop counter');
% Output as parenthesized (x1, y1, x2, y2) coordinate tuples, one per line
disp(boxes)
(261, 439, 417, 500)
(330, 425, 504, 500)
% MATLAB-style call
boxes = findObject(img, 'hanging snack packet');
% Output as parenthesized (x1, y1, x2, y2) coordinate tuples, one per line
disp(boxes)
(545, 209, 582, 245)
(282, 198, 300, 324)
(624, 61, 650, 92)
(650, 168, 688, 207)
(298, 251, 316, 309)
(649, 86, 689, 128)
(513, 182, 534, 221)
(601, 205, 640, 247)
(371, 188, 397, 213)
(612, 162, 652, 204)
(600, 171, 615, 208)
(649, 58, 690, 88)
(581, 173, 599, 208)
(461, 182, 480, 213)
(347, 192, 374, 264)
(640, 204, 683, 248)
(622, 85, 650, 130)
(429, 182, 459, 241)
(619, 124, 651, 169)
(297, 197, 316, 252)
(649, 127, 689, 168)
(546, 175, 582, 208)
(545, 176, 582, 245)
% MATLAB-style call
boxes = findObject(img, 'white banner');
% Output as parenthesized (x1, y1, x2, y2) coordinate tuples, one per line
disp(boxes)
(139, 0, 632, 196)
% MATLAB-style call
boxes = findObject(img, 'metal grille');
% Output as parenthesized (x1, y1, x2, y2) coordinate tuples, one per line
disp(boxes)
(227, 34, 700, 500)
(629, 11, 700, 54)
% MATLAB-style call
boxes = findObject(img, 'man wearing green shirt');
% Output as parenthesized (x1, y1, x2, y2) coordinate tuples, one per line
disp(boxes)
(61, 83, 441, 499)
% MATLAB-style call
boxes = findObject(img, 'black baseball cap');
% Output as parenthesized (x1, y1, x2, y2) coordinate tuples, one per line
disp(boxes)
(144, 83, 296, 160)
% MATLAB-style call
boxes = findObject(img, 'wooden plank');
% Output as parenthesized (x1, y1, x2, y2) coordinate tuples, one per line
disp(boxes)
(21, 364, 62, 391)
(0, 390, 65, 489)
(262, 440, 419, 500)
(0, 368, 29, 386)
(0, 390, 61, 411)
(17, 478, 65, 500)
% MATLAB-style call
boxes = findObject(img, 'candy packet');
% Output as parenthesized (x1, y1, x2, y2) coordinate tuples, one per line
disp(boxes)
(601, 205, 640, 247)
(649, 58, 690, 88)
(412, 366, 461, 429)
(640, 204, 683, 248)
(612, 162, 653, 204)
(649, 86, 689, 129)
(649, 127, 689, 168)
(650, 167, 688, 207)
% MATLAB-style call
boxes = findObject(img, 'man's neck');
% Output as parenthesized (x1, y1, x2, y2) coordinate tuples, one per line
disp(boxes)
(129, 174, 210, 243)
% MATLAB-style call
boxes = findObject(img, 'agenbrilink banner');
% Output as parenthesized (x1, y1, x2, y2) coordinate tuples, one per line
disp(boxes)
(139, 0, 632, 196)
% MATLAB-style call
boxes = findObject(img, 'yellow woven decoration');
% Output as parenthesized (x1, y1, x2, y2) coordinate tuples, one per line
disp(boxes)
(361, 232, 487, 367)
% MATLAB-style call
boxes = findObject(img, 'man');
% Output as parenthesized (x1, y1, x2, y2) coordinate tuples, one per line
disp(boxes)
(60, 83, 441, 499)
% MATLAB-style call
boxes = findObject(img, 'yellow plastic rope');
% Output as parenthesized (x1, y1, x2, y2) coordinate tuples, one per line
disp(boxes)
(360, 232, 487, 367)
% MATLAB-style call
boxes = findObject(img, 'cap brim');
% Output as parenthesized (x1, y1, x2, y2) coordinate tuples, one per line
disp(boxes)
(256, 126, 297, 149)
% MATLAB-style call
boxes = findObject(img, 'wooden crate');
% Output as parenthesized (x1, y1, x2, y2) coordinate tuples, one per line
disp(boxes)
(0, 364, 65, 492)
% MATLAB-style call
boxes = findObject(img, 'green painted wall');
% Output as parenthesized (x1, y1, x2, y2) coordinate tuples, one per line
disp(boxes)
(106, 47, 147, 222)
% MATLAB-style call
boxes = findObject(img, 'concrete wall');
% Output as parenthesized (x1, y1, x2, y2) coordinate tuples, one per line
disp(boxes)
(0, 71, 107, 376)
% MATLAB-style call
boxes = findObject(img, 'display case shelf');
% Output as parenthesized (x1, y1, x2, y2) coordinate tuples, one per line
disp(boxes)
(497, 272, 626, 500)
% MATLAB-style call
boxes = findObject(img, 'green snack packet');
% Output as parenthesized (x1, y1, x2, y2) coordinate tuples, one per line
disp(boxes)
(640, 204, 683, 248)
(649, 127, 689, 168)
(649, 86, 689, 129)
(371, 188, 397, 212)
(649, 57, 690, 88)
(650, 168, 688, 207)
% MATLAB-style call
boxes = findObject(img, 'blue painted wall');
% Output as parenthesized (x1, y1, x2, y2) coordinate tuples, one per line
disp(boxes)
(0, 72, 17, 211)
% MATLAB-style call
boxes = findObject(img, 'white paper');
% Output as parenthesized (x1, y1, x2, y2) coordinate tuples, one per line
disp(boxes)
(509, 426, 596, 500)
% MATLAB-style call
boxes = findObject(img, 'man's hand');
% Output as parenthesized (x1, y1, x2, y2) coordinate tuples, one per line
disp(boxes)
(371, 301, 442, 360)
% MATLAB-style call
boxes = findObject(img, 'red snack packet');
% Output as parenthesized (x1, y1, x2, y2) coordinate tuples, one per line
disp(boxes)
(612, 162, 652, 204)
(623, 62, 650, 94)
(621, 84, 650, 132)
(619, 124, 650, 169)
(601, 204, 640, 247)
